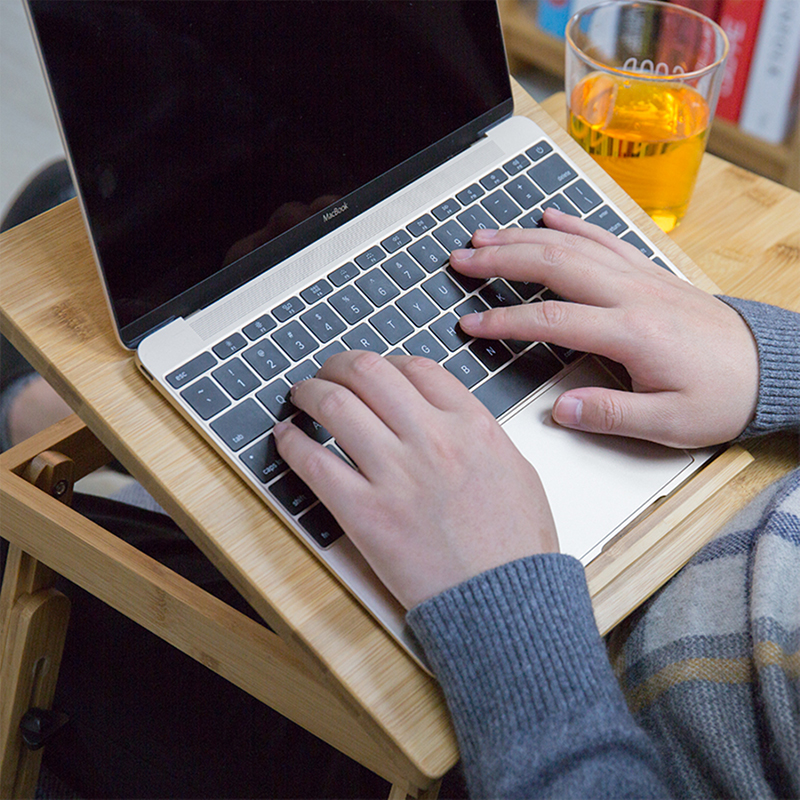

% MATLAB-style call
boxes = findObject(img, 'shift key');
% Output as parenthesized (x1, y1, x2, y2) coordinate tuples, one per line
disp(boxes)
(473, 344, 561, 418)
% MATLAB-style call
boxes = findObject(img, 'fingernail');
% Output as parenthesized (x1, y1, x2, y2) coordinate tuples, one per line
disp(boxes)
(475, 227, 498, 238)
(459, 312, 483, 329)
(273, 421, 290, 436)
(450, 248, 475, 261)
(554, 395, 582, 426)
(544, 207, 565, 217)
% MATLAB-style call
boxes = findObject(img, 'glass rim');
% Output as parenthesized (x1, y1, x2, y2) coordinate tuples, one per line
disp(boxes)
(565, 0, 729, 83)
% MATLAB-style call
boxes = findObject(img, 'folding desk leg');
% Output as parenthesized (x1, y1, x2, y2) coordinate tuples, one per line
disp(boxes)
(0, 452, 74, 799)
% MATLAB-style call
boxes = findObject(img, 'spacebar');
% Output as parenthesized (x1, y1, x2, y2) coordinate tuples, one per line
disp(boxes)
(473, 344, 562, 418)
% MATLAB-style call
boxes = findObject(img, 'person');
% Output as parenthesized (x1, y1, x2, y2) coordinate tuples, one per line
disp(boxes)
(272, 207, 800, 798)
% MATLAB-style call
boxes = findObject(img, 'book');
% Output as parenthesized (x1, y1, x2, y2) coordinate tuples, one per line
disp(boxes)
(536, 0, 571, 39)
(715, 0, 766, 123)
(738, 0, 800, 143)
(669, 0, 723, 20)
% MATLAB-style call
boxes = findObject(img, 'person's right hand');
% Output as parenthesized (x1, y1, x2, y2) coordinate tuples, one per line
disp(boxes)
(452, 209, 759, 449)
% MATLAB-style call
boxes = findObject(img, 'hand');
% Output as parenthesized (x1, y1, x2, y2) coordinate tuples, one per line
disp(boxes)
(452, 209, 759, 448)
(273, 351, 557, 609)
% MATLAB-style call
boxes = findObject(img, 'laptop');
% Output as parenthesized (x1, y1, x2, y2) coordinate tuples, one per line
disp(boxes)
(27, 0, 716, 669)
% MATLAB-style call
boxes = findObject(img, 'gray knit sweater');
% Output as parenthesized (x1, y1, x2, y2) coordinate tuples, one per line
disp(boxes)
(408, 298, 800, 799)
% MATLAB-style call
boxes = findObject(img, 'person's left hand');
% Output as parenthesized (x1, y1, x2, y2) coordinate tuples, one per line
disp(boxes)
(273, 350, 558, 609)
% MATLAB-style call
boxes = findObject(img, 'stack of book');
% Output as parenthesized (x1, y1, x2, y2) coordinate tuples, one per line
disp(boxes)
(532, 0, 800, 144)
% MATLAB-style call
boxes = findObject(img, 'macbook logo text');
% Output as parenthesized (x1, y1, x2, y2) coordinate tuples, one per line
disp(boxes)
(323, 202, 349, 222)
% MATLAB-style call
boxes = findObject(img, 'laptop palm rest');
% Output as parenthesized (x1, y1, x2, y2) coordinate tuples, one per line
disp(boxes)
(500, 357, 695, 564)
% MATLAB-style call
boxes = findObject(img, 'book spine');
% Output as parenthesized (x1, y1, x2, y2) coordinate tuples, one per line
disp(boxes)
(669, 0, 722, 20)
(537, 0, 571, 39)
(716, 0, 766, 123)
(738, 0, 800, 143)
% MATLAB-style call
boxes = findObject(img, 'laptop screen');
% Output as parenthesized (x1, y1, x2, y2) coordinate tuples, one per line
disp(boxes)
(28, 1, 512, 346)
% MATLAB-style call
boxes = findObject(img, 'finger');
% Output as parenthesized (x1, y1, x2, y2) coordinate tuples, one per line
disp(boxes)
(289, 372, 400, 475)
(312, 350, 428, 436)
(273, 419, 369, 506)
(551, 386, 686, 447)
(450, 236, 630, 308)
(459, 298, 623, 359)
(537, 208, 667, 275)
(386, 354, 478, 413)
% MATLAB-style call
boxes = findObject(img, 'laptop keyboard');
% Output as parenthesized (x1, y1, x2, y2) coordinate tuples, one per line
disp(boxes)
(164, 139, 670, 550)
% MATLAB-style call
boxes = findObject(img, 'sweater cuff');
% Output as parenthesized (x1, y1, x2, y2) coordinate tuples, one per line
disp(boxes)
(717, 296, 800, 438)
(407, 555, 627, 759)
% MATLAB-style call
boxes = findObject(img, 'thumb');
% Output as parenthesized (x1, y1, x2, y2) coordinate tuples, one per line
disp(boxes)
(552, 387, 679, 446)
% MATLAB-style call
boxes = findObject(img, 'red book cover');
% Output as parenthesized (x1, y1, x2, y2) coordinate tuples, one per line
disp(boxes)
(670, 0, 722, 19)
(716, 0, 767, 122)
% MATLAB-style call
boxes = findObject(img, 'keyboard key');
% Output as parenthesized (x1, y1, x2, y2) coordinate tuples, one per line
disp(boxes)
(432, 198, 460, 220)
(343, 323, 388, 354)
(397, 288, 438, 326)
(286, 360, 319, 384)
(370, 306, 414, 345)
(456, 183, 485, 205)
(404, 330, 447, 361)
(329, 286, 373, 324)
(541, 194, 581, 217)
(503, 154, 530, 175)
(273, 296, 305, 322)
(469, 339, 512, 371)
(432, 220, 471, 253)
(652, 256, 672, 272)
(586, 205, 627, 235)
(240, 434, 288, 483)
(525, 140, 553, 161)
(211, 399, 272, 451)
(407, 213, 436, 237)
(299, 504, 345, 548)
(480, 168, 506, 189)
(256, 378, 294, 420)
(473, 344, 562, 418)
(300, 278, 333, 305)
(509, 280, 544, 300)
(273, 321, 319, 361)
(167, 352, 216, 388)
(455, 295, 489, 317)
(328, 262, 359, 286)
(519, 208, 544, 228)
(408, 235, 449, 272)
(270, 471, 316, 515)
(181, 377, 230, 419)
(294, 412, 332, 444)
(212, 333, 247, 359)
(564, 179, 602, 213)
(381, 229, 412, 253)
(621, 231, 654, 256)
(431, 312, 470, 351)
(243, 314, 277, 341)
(212, 358, 261, 400)
(422, 272, 465, 309)
(356, 268, 400, 306)
(447, 265, 484, 293)
(243, 339, 290, 380)
(505, 175, 545, 210)
(480, 279, 521, 308)
(528, 154, 578, 194)
(355, 245, 385, 269)
(456, 205, 497, 235)
(300, 304, 346, 343)
(481, 190, 521, 225)
(382, 252, 425, 289)
(444, 351, 487, 388)
(315, 341, 347, 366)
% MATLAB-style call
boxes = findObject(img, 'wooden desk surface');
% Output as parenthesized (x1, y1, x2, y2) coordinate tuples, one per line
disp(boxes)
(1, 83, 798, 785)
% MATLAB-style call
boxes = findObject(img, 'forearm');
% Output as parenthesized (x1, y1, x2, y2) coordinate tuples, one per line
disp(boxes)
(718, 297, 800, 438)
(408, 555, 671, 799)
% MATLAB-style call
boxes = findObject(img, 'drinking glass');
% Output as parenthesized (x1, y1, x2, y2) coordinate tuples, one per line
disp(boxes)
(565, 0, 728, 232)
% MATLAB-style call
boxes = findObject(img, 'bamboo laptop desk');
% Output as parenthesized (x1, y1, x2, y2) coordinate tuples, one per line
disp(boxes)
(1, 83, 798, 798)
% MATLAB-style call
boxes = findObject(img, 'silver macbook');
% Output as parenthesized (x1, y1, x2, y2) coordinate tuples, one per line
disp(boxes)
(27, 0, 716, 668)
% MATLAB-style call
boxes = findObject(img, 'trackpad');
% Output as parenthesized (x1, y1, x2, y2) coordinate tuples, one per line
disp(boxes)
(500, 358, 694, 563)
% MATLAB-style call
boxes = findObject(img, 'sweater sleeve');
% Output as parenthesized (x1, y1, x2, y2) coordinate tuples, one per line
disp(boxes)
(717, 297, 800, 438)
(408, 555, 671, 799)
